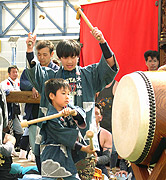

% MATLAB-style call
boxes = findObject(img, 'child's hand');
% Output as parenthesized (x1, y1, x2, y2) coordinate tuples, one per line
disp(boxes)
(62, 107, 77, 117)
(91, 27, 106, 44)
(81, 145, 97, 156)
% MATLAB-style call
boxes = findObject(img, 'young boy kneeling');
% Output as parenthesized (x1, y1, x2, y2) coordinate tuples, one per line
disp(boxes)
(40, 78, 96, 180)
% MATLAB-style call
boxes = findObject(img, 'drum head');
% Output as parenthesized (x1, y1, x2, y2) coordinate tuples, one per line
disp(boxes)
(112, 72, 156, 162)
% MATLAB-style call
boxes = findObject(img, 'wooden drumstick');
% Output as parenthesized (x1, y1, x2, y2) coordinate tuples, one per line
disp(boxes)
(21, 109, 76, 128)
(86, 130, 94, 150)
(74, 5, 100, 40)
(28, 12, 46, 46)
(76, 11, 81, 20)
(74, 5, 93, 31)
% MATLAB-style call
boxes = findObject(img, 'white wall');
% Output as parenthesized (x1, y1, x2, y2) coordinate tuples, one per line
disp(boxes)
(0, 37, 28, 68)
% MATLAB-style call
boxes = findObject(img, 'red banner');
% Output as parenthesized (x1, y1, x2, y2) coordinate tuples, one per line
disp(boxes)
(79, 0, 158, 81)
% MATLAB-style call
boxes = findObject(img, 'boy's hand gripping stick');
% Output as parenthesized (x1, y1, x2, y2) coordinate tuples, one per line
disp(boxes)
(21, 109, 76, 128)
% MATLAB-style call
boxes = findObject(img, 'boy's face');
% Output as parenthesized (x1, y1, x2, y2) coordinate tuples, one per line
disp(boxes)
(37, 47, 54, 67)
(146, 56, 159, 71)
(50, 87, 70, 111)
(60, 56, 79, 71)
(95, 107, 102, 126)
(9, 68, 19, 81)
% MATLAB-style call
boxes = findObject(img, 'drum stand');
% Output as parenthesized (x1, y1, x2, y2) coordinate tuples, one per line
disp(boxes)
(131, 150, 166, 180)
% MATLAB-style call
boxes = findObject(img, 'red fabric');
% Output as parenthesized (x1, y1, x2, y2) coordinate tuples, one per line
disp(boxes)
(79, 0, 158, 81)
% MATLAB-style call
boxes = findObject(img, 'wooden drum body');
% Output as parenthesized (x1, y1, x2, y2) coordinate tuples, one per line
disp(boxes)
(112, 71, 166, 165)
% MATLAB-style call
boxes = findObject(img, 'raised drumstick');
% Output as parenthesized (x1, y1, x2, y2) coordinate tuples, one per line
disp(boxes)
(21, 109, 76, 128)
(28, 12, 46, 46)
(74, 5, 93, 31)
(74, 5, 100, 40)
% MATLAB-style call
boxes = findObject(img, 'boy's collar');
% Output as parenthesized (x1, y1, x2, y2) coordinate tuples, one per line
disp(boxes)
(63, 68, 76, 73)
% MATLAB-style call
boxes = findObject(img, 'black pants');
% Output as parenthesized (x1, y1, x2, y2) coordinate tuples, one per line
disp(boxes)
(13, 133, 22, 149)
(35, 155, 41, 174)
(20, 136, 30, 151)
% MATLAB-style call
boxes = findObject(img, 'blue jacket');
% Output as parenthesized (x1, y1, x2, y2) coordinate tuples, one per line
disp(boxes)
(40, 103, 86, 178)
(20, 61, 59, 120)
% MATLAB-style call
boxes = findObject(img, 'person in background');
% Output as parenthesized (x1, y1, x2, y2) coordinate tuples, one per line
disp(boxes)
(0, 131, 18, 180)
(95, 103, 112, 179)
(144, 50, 159, 71)
(19, 40, 59, 162)
(0, 65, 23, 156)
(1, 132, 39, 180)
(0, 84, 39, 179)
(115, 159, 135, 180)
(0, 83, 8, 138)
(95, 80, 118, 173)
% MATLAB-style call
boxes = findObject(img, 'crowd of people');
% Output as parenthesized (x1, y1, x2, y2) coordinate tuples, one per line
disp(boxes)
(0, 26, 161, 180)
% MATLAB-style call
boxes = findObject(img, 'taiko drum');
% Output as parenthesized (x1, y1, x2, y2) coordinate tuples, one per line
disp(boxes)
(112, 71, 166, 165)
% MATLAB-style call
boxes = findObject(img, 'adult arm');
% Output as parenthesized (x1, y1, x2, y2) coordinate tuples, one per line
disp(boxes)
(25, 32, 37, 68)
(96, 150, 111, 165)
(96, 129, 112, 165)
(20, 69, 33, 91)
(20, 69, 39, 98)
(25, 33, 56, 94)
(25, 33, 43, 93)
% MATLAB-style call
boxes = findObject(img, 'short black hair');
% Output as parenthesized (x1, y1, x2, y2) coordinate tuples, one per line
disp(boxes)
(95, 102, 103, 115)
(144, 50, 159, 62)
(56, 39, 81, 59)
(8, 65, 19, 73)
(36, 40, 54, 54)
(45, 78, 70, 104)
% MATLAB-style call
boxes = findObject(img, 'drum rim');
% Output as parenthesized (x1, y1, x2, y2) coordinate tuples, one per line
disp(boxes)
(131, 71, 156, 164)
